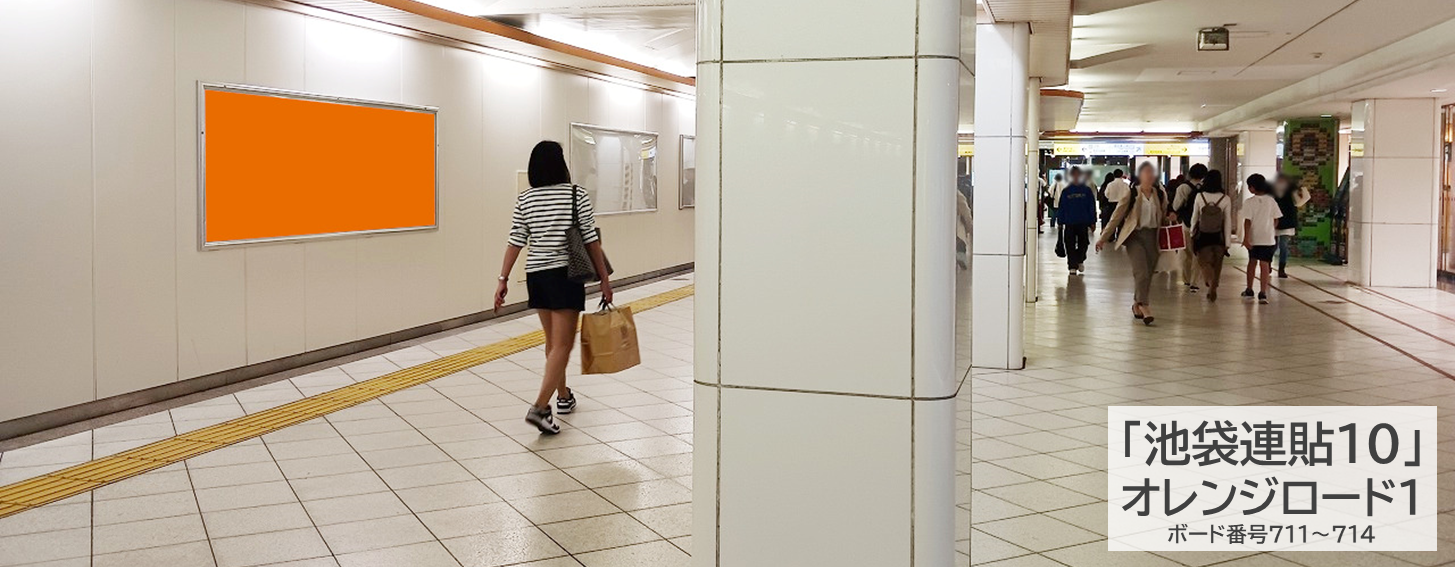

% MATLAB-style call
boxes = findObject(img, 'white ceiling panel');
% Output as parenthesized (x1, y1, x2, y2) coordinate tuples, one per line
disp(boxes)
(1068, 0, 1455, 131)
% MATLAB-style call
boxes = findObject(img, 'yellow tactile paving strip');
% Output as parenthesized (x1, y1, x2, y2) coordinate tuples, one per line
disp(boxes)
(0, 284, 694, 520)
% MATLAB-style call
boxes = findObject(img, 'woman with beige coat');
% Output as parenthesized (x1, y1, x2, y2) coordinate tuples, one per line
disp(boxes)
(1096, 162, 1176, 325)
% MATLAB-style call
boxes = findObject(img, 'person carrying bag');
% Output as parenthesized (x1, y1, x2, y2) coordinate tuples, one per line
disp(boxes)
(495, 141, 615, 435)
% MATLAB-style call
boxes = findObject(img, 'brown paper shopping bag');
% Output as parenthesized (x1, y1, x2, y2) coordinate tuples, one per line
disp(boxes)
(579, 305, 641, 374)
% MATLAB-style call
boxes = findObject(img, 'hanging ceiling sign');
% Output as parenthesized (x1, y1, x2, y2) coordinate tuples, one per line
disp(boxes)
(1052, 141, 1209, 157)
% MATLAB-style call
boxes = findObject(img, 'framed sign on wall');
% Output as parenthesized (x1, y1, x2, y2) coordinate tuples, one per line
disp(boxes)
(679, 135, 696, 209)
(568, 123, 658, 215)
(199, 83, 438, 248)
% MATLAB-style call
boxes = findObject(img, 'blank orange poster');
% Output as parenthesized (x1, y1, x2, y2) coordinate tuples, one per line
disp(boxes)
(203, 88, 437, 245)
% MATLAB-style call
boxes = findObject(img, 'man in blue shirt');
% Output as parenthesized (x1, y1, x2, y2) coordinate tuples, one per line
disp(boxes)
(1057, 167, 1099, 275)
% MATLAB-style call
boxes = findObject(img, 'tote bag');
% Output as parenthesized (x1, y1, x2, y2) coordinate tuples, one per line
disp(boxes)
(565, 185, 614, 283)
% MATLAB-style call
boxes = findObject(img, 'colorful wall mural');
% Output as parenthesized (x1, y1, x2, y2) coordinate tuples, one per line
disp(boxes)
(1278, 117, 1340, 258)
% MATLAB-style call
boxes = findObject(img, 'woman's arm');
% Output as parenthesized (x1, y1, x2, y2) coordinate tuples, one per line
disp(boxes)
(1222, 198, 1234, 247)
(574, 187, 613, 306)
(494, 245, 523, 312)
(586, 241, 613, 305)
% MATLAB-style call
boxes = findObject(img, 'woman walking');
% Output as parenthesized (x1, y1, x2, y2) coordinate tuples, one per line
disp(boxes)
(1096, 162, 1174, 325)
(1189, 170, 1233, 301)
(495, 141, 614, 434)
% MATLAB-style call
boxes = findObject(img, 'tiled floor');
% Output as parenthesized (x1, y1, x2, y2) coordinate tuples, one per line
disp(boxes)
(0, 276, 695, 567)
(2, 233, 1455, 567)
(967, 233, 1455, 567)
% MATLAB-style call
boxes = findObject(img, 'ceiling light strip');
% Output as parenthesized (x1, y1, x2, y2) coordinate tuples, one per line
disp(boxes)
(361, 0, 695, 86)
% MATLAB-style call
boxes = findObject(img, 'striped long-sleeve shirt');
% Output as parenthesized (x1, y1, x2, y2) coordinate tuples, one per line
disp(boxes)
(507, 183, 601, 273)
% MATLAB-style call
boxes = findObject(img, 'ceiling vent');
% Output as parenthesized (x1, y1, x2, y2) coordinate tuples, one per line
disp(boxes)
(1198, 27, 1230, 51)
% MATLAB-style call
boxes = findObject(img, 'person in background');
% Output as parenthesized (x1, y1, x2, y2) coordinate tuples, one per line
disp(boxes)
(1058, 167, 1098, 275)
(1190, 170, 1233, 301)
(1096, 162, 1175, 326)
(1098, 172, 1116, 214)
(1036, 174, 1048, 234)
(1172, 164, 1207, 292)
(1047, 173, 1066, 228)
(1272, 173, 1311, 278)
(1240, 174, 1283, 305)
(956, 189, 973, 270)
(1101, 169, 1130, 229)
(496, 141, 614, 435)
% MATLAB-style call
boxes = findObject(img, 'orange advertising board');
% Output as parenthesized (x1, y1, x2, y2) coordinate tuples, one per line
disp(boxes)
(201, 85, 437, 246)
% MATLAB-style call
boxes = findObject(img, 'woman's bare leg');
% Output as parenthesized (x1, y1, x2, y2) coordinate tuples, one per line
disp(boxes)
(533, 311, 557, 409)
(533, 309, 577, 409)
(550, 310, 579, 400)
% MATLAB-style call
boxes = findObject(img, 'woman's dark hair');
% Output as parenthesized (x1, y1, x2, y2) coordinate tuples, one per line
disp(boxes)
(1102, 172, 1115, 188)
(528, 141, 571, 188)
(1202, 170, 1225, 194)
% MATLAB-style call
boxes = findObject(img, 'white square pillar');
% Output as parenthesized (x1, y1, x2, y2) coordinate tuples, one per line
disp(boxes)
(1348, 98, 1440, 287)
(971, 22, 1029, 370)
(694, 0, 961, 564)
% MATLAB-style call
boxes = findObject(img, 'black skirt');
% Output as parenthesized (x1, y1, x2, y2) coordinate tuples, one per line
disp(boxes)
(526, 267, 586, 311)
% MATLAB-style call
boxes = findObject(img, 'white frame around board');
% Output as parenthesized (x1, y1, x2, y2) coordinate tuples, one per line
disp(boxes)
(197, 82, 440, 249)
(679, 135, 696, 209)
(568, 123, 658, 215)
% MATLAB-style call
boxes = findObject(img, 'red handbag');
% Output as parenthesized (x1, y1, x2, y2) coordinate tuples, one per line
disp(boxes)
(1157, 224, 1186, 252)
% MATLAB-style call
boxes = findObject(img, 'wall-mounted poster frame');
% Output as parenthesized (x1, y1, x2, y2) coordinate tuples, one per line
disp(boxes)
(198, 82, 439, 249)
(679, 135, 696, 209)
(568, 123, 658, 215)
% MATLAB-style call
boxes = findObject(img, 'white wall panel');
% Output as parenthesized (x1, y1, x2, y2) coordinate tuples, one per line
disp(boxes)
(304, 18, 403, 102)
(93, 0, 179, 398)
(245, 245, 307, 363)
(539, 71, 590, 146)
(403, 41, 486, 321)
(482, 57, 546, 300)
(174, 0, 248, 379)
(717, 60, 913, 397)
(305, 17, 402, 343)
(718, 389, 912, 565)
(588, 80, 648, 133)
(244, 6, 306, 89)
(240, 3, 309, 364)
(304, 240, 360, 351)
(0, 0, 97, 422)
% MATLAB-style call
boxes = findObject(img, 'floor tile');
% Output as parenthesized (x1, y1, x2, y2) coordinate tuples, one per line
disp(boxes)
(575, 540, 689, 567)
(211, 528, 332, 567)
(416, 502, 534, 539)
(301, 492, 411, 526)
(539, 513, 660, 554)
(511, 489, 621, 524)
(203, 502, 315, 538)
(335, 541, 458, 567)
(317, 514, 436, 554)
(91, 540, 216, 567)
(594, 479, 692, 511)
(976, 514, 1102, 553)
(92, 514, 208, 555)
(440, 527, 568, 567)
(483, 470, 586, 500)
